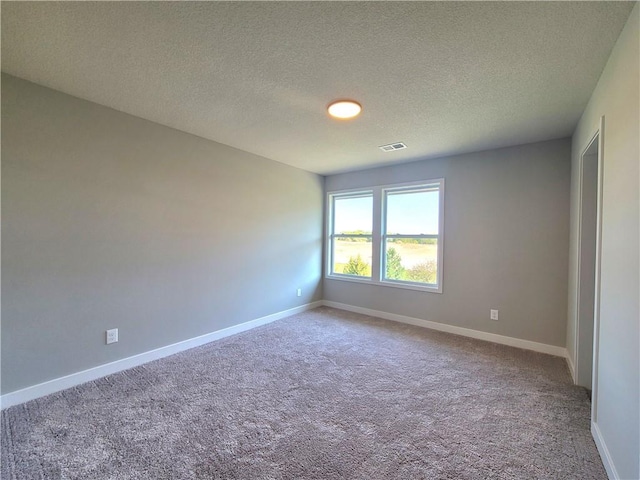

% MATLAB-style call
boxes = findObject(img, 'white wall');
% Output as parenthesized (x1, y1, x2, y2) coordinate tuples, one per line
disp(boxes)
(1, 74, 324, 395)
(567, 4, 639, 479)
(324, 138, 571, 349)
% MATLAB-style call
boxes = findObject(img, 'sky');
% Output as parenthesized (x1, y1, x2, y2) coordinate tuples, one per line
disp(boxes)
(334, 191, 439, 235)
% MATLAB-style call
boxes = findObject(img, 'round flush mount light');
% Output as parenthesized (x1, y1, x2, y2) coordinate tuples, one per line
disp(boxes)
(327, 100, 362, 119)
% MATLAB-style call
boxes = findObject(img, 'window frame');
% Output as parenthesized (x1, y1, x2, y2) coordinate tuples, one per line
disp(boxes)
(380, 181, 444, 292)
(326, 189, 374, 281)
(326, 179, 444, 293)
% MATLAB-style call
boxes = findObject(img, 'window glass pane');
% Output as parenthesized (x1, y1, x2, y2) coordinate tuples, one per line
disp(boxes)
(332, 237, 372, 277)
(384, 238, 438, 284)
(334, 195, 373, 235)
(386, 189, 439, 235)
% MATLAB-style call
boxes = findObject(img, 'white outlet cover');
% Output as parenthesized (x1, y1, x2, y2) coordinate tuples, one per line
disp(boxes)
(106, 328, 119, 344)
(490, 310, 499, 321)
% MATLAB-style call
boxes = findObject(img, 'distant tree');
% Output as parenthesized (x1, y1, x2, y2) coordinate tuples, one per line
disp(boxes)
(343, 255, 371, 276)
(407, 261, 437, 284)
(385, 248, 405, 280)
(393, 238, 437, 245)
(338, 230, 372, 242)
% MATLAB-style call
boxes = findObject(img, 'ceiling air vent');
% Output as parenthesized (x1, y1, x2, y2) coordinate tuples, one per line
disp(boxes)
(379, 142, 407, 152)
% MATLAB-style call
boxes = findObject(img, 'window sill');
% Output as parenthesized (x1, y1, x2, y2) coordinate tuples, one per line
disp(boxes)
(379, 279, 442, 294)
(325, 274, 372, 286)
(325, 274, 442, 294)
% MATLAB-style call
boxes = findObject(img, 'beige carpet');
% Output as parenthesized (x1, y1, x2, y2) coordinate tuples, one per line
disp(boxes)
(1, 307, 605, 479)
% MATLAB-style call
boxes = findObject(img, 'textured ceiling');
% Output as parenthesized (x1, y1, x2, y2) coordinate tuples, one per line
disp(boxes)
(1, 2, 634, 175)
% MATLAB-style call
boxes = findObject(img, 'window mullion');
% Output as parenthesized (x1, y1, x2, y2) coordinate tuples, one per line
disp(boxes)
(371, 187, 383, 283)
(328, 195, 335, 275)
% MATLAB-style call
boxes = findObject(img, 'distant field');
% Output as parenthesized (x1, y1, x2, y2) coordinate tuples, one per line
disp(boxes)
(333, 240, 437, 273)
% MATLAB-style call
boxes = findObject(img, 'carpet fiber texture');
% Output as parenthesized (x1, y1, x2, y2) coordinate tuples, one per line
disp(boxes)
(2, 307, 605, 479)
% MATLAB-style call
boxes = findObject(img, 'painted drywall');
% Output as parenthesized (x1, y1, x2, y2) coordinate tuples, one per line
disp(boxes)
(567, 4, 639, 479)
(1, 74, 324, 395)
(324, 138, 571, 348)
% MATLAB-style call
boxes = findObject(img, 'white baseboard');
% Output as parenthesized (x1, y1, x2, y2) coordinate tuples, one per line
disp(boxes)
(0, 300, 572, 409)
(1, 301, 323, 410)
(322, 300, 568, 358)
(592, 421, 619, 479)
(565, 351, 576, 383)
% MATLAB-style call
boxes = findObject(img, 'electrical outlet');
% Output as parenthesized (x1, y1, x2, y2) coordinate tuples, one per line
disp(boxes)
(296, 288, 302, 297)
(106, 328, 119, 344)
(490, 309, 499, 321)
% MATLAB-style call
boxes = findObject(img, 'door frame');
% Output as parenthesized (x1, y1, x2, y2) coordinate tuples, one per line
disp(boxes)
(574, 115, 604, 421)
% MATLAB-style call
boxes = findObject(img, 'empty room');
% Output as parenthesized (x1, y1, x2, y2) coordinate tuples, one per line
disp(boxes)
(1, 2, 638, 479)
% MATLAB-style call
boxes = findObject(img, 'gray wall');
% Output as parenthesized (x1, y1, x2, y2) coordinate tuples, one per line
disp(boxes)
(568, 4, 639, 478)
(324, 138, 571, 347)
(1, 74, 324, 395)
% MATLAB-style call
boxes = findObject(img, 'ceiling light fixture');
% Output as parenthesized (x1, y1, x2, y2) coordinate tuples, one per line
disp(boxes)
(327, 100, 362, 119)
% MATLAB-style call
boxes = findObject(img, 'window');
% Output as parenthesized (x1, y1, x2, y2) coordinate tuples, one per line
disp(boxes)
(327, 179, 444, 292)
(328, 191, 373, 278)
(382, 184, 442, 288)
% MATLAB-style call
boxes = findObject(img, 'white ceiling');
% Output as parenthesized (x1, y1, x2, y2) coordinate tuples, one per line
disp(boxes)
(1, 2, 634, 175)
